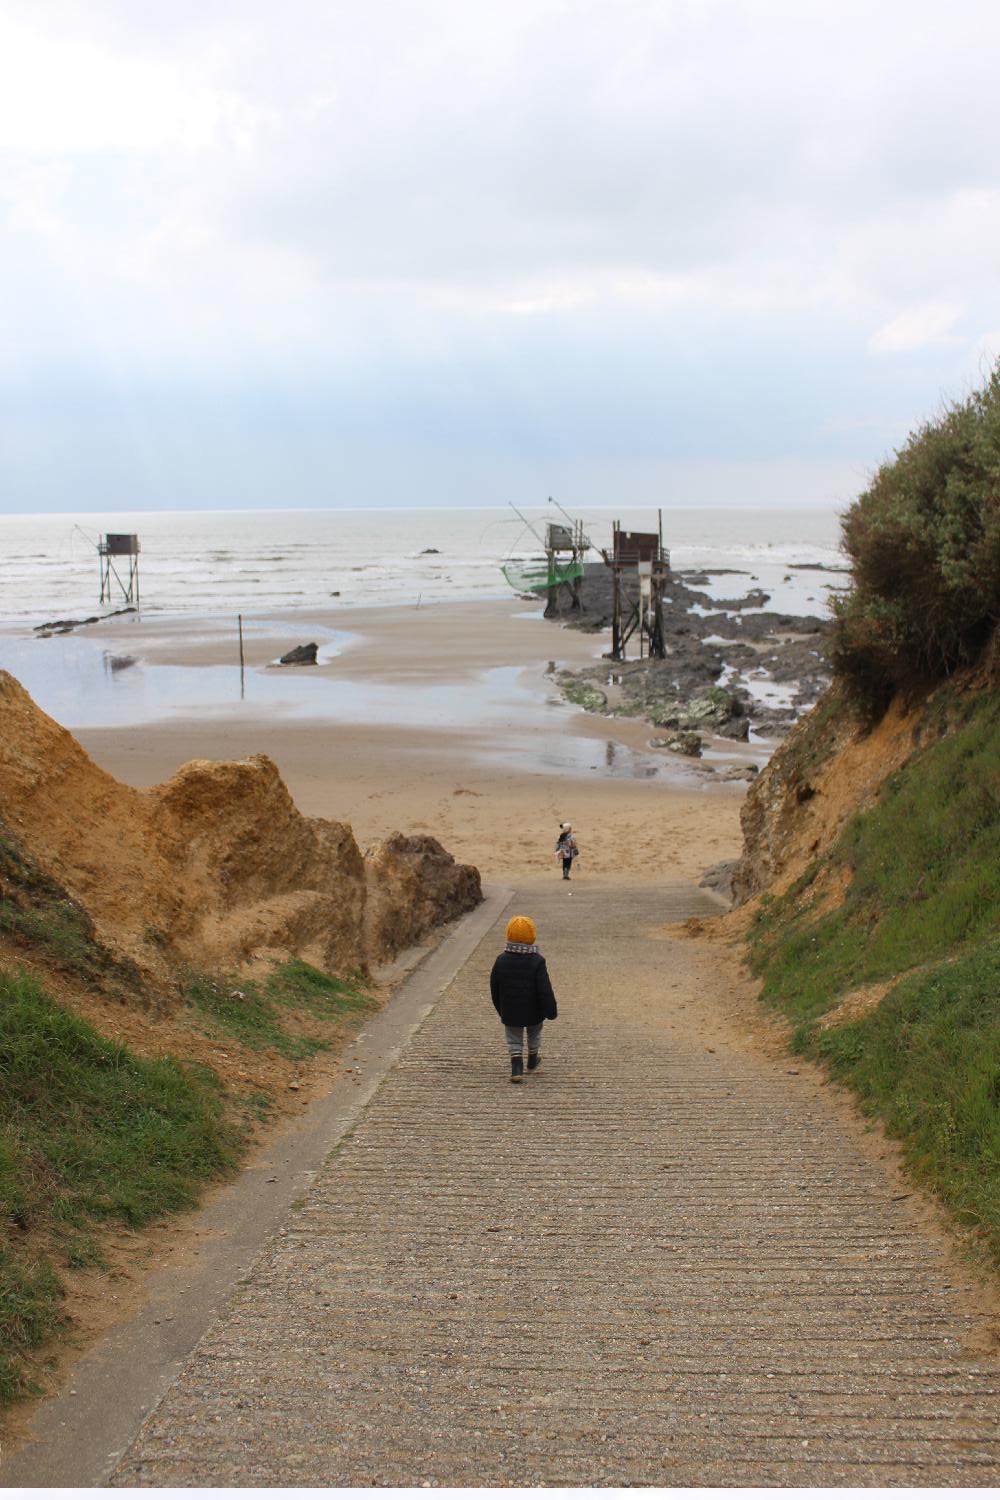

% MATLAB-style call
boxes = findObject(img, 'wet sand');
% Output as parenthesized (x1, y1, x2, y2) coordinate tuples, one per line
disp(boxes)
(5, 599, 747, 883)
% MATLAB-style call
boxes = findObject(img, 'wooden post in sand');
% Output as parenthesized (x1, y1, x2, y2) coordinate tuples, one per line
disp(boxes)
(611, 544, 622, 660)
(238, 614, 245, 699)
(544, 544, 558, 618)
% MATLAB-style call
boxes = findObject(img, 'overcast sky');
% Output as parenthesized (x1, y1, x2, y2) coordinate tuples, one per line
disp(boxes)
(1, 0, 999, 514)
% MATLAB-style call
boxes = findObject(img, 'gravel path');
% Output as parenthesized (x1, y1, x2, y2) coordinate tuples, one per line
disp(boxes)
(113, 881, 1000, 1486)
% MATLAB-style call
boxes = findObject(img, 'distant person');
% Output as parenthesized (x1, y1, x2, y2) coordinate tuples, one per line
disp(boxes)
(490, 915, 558, 1082)
(555, 822, 579, 880)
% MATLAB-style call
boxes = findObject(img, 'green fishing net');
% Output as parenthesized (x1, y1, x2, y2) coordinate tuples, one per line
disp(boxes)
(501, 559, 584, 594)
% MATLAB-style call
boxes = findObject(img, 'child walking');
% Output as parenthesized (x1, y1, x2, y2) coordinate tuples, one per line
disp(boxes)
(555, 823, 578, 879)
(490, 915, 558, 1082)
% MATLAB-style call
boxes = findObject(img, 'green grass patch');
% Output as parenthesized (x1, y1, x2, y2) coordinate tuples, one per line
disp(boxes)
(267, 958, 372, 1018)
(0, 967, 241, 1402)
(184, 959, 375, 1060)
(814, 942, 1000, 1258)
(0, 821, 139, 991)
(0, 950, 376, 1404)
(0, 971, 239, 1229)
(0, 899, 102, 981)
(0, 1248, 64, 1402)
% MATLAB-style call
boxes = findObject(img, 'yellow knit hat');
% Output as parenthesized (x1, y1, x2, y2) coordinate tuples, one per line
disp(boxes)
(506, 914, 537, 944)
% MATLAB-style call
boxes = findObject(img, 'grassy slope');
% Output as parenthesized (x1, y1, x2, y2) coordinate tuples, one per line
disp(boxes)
(0, 824, 137, 992)
(749, 687, 1000, 1263)
(0, 950, 375, 1404)
(0, 969, 239, 1400)
(185, 958, 375, 1060)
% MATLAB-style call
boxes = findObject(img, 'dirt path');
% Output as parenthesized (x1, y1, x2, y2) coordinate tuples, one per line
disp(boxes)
(111, 879, 1000, 1486)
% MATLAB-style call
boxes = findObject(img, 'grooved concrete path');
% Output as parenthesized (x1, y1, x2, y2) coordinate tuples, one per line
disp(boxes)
(114, 882, 1000, 1486)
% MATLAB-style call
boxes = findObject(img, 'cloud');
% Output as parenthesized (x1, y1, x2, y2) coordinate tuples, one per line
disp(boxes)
(1, 0, 1000, 510)
(869, 302, 964, 354)
(6, 1, 1000, 296)
(0, 12, 237, 153)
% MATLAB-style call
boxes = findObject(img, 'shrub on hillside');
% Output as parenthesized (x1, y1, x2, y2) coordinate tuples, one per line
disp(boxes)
(833, 361, 1000, 708)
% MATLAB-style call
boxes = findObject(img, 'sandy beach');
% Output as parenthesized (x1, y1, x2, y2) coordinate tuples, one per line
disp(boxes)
(11, 598, 747, 885)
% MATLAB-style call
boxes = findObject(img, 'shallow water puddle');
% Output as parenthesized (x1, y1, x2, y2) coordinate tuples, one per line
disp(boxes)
(0, 633, 688, 783)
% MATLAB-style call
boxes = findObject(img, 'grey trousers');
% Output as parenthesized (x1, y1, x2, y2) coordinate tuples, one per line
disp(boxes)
(504, 1022, 543, 1056)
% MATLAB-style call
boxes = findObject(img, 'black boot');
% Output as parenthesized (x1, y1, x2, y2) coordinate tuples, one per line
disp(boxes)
(527, 1052, 540, 1072)
(510, 1056, 523, 1083)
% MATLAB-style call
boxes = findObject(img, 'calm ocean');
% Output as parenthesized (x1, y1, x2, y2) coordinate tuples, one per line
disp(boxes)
(0, 505, 845, 625)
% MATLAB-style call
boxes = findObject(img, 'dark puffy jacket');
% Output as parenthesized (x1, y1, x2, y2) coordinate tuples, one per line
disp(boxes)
(490, 950, 557, 1026)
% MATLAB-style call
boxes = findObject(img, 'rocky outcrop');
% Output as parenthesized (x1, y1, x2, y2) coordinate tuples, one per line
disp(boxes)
(650, 731, 703, 757)
(0, 671, 481, 988)
(546, 562, 833, 745)
(649, 686, 751, 741)
(151, 754, 369, 974)
(699, 859, 737, 901)
(364, 834, 483, 961)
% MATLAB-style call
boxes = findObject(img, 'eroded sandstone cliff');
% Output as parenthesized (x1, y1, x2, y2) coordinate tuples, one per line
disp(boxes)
(731, 687, 930, 906)
(0, 670, 481, 985)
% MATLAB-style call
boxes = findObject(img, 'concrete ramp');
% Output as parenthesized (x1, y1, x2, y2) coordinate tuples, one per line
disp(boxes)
(111, 882, 1000, 1486)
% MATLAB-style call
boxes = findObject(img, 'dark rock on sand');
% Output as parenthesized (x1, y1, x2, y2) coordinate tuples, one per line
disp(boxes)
(33, 606, 135, 635)
(278, 643, 319, 666)
(680, 569, 751, 587)
(34, 615, 99, 634)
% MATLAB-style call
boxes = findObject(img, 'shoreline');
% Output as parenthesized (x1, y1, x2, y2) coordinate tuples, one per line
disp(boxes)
(0, 597, 749, 883)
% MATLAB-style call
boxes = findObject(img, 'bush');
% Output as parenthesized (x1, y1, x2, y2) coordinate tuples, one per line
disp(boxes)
(833, 362, 1000, 707)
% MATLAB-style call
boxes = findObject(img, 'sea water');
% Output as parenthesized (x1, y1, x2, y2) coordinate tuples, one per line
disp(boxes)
(0, 504, 845, 754)
(0, 505, 844, 624)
